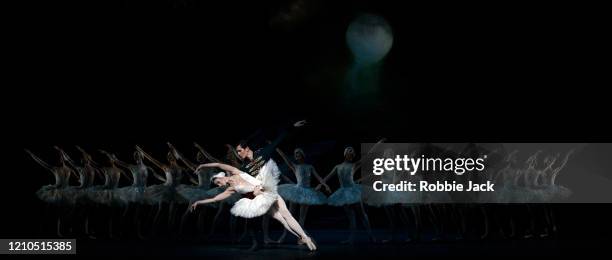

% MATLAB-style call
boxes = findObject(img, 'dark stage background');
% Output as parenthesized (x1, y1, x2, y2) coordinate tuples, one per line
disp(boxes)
(2, 0, 611, 258)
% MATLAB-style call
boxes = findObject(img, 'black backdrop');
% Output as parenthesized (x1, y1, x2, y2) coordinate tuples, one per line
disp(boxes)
(2, 0, 611, 257)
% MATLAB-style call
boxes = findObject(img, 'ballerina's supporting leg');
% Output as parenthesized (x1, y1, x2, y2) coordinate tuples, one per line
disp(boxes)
(341, 205, 357, 244)
(427, 204, 443, 240)
(179, 202, 193, 236)
(299, 205, 309, 227)
(208, 203, 225, 238)
(271, 197, 316, 250)
(524, 204, 536, 238)
(55, 205, 65, 238)
(382, 206, 397, 242)
(168, 202, 177, 233)
(480, 205, 490, 239)
(357, 202, 376, 242)
(196, 209, 207, 240)
(262, 214, 274, 244)
(276, 202, 296, 243)
(134, 204, 146, 239)
(275, 197, 308, 238)
(410, 205, 422, 241)
(269, 209, 299, 238)
(152, 202, 165, 237)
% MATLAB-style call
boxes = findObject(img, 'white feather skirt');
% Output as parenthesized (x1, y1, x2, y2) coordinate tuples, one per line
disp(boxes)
(230, 159, 280, 218)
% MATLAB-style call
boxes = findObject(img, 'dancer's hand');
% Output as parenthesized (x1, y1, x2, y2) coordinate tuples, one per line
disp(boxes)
(293, 120, 307, 127)
(190, 201, 200, 212)
(323, 184, 332, 193)
(253, 185, 263, 196)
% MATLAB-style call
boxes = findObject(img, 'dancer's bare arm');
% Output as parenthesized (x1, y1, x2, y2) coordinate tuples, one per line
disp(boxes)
(317, 165, 338, 190)
(194, 142, 221, 163)
(190, 188, 235, 211)
(312, 166, 331, 192)
(25, 149, 53, 172)
(195, 163, 241, 176)
(135, 146, 165, 170)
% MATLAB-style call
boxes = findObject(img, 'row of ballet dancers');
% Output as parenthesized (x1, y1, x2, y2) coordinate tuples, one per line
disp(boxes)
(26, 142, 573, 243)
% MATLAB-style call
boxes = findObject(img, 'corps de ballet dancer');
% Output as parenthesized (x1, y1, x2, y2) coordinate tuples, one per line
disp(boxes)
(531, 150, 573, 237)
(190, 161, 317, 251)
(362, 148, 421, 243)
(136, 145, 188, 236)
(56, 146, 101, 238)
(492, 150, 520, 238)
(110, 150, 152, 239)
(26, 148, 76, 237)
(94, 149, 129, 238)
(274, 147, 329, 243)
(319, 145, 377, 244)
(516, 150, 543, 238)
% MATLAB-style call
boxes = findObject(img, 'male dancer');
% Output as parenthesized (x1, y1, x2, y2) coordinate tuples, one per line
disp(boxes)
(234, 120, 307, 250)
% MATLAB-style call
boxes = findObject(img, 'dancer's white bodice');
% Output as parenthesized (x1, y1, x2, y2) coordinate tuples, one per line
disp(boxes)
(233, 173, 262, 194)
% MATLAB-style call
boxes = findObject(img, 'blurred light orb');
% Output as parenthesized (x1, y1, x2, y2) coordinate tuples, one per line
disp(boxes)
(346, 14, 393, 65)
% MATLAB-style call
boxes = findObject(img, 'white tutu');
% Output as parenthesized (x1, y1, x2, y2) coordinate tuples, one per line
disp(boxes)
(230, 159, 280, 218)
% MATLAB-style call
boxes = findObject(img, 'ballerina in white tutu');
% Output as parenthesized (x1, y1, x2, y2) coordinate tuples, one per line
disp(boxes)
(190, 161, 317, 251)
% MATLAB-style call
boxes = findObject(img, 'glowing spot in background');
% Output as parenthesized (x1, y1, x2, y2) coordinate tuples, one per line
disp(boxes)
(346, 14, 393, 66)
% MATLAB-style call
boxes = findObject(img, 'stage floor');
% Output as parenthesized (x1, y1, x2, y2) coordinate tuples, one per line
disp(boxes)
(74, 229, 607, 258)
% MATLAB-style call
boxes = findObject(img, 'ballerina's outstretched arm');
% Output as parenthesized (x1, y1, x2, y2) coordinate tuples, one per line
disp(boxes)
(353, 140, 387, 184)
(135, 145, 165, 170)
(195, 162, 241, 176)
(194, 142, 221, 163)
(166, 143, 198, 185)
(53, 146, 79, 179)
(190, 188, 235, 211)
(74, 146, 104, 180)
(275, 148, 296, 173)
(25, 149, 53, 172)
(168, 142, 196, 171)
(551, 149, 574, 185)
(274, 148, 296, 184)
(99, 150, 132, 182)
(112, 155, 131, 169)
(354, 138, 386, 169)
(311, 166, 331, 192)
(55, 146, 77, 168)
(317, 165, 338, 191)
(148, 166, 166, 183)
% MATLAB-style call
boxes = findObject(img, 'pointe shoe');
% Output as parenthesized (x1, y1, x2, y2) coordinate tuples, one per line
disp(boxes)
(301, 237, 317, 251)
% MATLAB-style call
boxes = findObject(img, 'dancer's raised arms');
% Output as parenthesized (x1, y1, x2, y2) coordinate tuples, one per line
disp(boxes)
(135, 145, 165, 170)
(25, 149, 53, 171)
(195, 162, 241, 176)
(99, 149, 132, 182)
(167, 142, 196, 171)
(194, 142, 221, 163)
